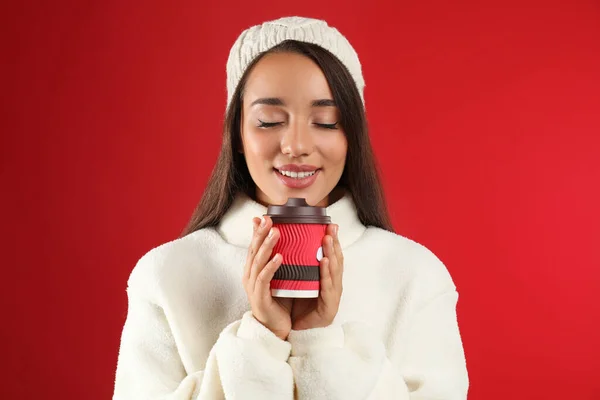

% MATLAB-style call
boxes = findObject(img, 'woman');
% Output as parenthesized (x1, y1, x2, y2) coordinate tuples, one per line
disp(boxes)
(113, 16, 469, 399)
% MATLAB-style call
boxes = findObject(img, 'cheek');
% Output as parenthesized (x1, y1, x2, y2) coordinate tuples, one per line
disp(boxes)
(242, 129, 279, 165)
(320, 133, 348, 168)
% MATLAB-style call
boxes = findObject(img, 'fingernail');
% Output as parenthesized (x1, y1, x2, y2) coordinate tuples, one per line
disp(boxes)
(329, 236, 334, 245)
(334, 224, 339, 237)
(260, 216, 266, 227)
(268, 228, 274, 238)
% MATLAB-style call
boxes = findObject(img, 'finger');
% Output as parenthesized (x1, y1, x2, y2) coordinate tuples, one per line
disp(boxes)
(246, 216, 271, 264)
(249, 225, 279, 290)
(331, 225, 344, 285)
(319, 257, 334, 296)
(322, 234, 343, 294)
(256, 253, 282, 300)
(326, 223, 337, 238)
(246, 216, 272, 282)
(322, 234, 337, 264)
(243, 218, 261, 283)
(332, 224, 343, 263)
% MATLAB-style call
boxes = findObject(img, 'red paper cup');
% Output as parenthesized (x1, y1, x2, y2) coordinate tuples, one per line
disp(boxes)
(266, 198, 331, 298)
(270, 223, 327, 298)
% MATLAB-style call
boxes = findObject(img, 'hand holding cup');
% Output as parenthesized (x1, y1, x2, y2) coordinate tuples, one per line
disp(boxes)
(242, 216, 293, 340)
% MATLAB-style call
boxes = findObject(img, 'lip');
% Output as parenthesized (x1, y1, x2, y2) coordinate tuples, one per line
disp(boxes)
(275, 164, 319, 172)
(274, 167, 320, 189)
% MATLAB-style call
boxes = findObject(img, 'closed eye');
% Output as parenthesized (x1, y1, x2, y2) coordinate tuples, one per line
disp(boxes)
(315, 122, 339, 130)
(257, 119, 283, 128)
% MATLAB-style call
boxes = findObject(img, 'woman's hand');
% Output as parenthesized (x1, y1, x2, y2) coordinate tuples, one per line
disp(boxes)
(242, 216, 293, 340)
(291, 224, 343, 331)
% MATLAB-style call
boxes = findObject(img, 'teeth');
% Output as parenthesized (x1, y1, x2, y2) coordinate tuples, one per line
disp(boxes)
(278, 169, 316, 179)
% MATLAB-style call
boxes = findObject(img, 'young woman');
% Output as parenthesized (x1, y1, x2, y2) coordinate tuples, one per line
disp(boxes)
(113, 16, 469, 400)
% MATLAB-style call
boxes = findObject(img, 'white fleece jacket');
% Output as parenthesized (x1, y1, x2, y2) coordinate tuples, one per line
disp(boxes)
(113, 193, 469, 399)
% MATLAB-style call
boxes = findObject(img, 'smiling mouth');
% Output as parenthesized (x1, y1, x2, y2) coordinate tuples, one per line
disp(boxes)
(274, 168, 320, 179)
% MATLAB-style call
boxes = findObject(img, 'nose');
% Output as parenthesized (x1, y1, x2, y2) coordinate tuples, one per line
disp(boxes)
(280, 121, 314, 157)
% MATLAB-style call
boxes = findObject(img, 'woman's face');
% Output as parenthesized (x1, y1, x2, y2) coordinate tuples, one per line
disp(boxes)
(240, 52, 348, 207)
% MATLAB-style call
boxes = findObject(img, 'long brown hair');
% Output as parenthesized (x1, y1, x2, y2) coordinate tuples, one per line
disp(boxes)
(181, 40, 393, 237)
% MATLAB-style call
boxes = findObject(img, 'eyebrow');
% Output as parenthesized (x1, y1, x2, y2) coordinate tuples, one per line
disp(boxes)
(251, 97, 285, 107)
(311, 99, 336, 107)
(250, 98, 337, 107)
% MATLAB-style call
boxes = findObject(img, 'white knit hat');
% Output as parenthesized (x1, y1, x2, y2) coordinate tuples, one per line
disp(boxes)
(225, 16, 365, 108)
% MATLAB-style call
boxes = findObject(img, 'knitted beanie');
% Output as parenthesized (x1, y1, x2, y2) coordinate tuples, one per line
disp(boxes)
(225, 16, 365, 108)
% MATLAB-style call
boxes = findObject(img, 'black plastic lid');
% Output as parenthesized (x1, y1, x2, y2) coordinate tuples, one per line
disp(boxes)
(266, 198, 331, 224)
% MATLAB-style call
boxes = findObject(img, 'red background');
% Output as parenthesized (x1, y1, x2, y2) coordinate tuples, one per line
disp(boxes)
(3, 0, 600, 399)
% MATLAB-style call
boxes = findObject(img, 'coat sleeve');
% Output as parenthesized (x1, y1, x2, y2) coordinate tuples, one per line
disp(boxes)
(113, 255, 295, 400)
(287, 262, 468, 399)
